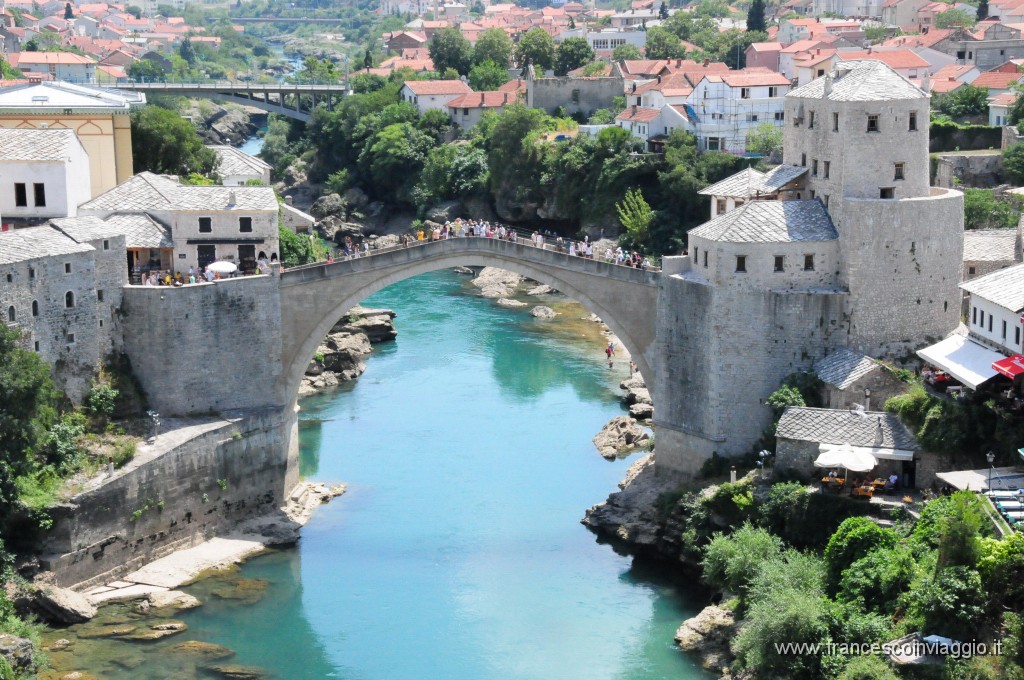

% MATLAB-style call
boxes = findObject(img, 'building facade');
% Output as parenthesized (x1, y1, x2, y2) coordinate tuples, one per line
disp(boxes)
(0, 128, 92, 221)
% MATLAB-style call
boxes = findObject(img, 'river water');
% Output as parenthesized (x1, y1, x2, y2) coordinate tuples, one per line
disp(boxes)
(43, 271, 710, 679)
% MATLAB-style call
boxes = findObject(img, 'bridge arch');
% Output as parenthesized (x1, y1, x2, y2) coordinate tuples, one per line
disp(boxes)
(276, 239, 660, 411)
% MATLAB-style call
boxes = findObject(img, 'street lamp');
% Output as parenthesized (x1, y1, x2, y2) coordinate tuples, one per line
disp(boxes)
(987, 451, 996, 492)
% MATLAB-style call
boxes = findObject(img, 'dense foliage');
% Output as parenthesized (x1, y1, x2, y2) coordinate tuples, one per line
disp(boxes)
(932, 85, 989, 120)
(130, 106, 219, 177)
(964, 188, 1021, 230)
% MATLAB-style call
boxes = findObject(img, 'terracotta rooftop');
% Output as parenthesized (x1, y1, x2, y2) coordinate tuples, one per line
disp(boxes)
(402, 79, 473, 95)
(837, 49, 929, 70)
(972, 70, 1023, 90)
(616, 105, 661, 122)
(447, 91, 513, 108)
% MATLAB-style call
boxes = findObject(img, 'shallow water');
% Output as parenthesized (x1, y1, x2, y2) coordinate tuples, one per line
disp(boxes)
(44, 270, 710, 679)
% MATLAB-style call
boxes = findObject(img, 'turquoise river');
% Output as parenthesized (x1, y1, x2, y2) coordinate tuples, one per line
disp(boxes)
(45, 269, 712, 679)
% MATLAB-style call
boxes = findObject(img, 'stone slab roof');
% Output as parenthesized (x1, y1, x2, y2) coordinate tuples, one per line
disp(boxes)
(814, 348, 879, 389)
(101, 213, 174, 249)
(787, 60, 926, 101)
(963, 229, 1019, 263)
(80, 172, 279, 213)
(960, 262, 1024, 312)
(699, 165, 807, 198)
(688, 199, 838, 243)
(776, 406, 918, 450)
(50, 216, 124, 243)
(207, 145, 271, 178)
(0, 128, 81, 161)
(0, 225, 93, 265)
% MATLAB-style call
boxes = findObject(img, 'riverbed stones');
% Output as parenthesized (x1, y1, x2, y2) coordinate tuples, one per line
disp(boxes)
(496, 298, 527, 308)
(210, 578, 269, 605)
(76, 624, 137, 639)
(203, 663, 267, 679)
(530, 306, 557, 320)
(592, 416, 649, 459)
(32, 585, 97, 624)
(146, 590, 201, 612)
(45, 638, 73, 652)
(453, 266, 474, 275)
(332, 307, 398, 342)
(170, 640, 236, 659)
(123, 621, 188, 640)
(674, 605, 736, 673)
(472, 267, 523, 299)
(0, 634, 33, 673)
(527, 284, 556, 296)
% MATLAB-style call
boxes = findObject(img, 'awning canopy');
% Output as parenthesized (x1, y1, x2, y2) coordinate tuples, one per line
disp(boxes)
(815, 443, 877, 472)
(819, 442, 913, 463)
(916, 335, 1003, 389)
(993, 354, 1024, 379)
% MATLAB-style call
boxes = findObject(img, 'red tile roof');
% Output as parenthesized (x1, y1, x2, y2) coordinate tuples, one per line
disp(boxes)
(447, 91, 515, 108)
(403, 79, 473, 95)
(838, 49, 929, 70)
(616, 106, 661, 122)
(972, 71, 1023, 90)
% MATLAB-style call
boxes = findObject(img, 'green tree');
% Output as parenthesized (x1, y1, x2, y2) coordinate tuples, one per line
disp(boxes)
(468, 59, 509, 91)
(733, 586, 832, 679)
(428, 27, 473, 76)
(824, 517, 898, 589)
(295, 56, 338, 83)
(0, 57, 21, 80)
(935, 8, 976, 28)
(63, 2, 73, 19)
(659, 1, 668, 19)
(612, 43, 642, 61)
(978, 533, 1024, 616)
(130, 106, 219, 176)
(643, 26, 685, 60)
(978, 0, 990, 20)
(351, 73, 387, 94)
(358, 122, 435, 202)
(279, 226, 318, 267)
(745, 121, 783, 159)
(703, 523, 784, 599)
(126, 4, 142, 19)
(363, 48, 373, 71)
(128, 58, 166, 82)
(515, 28, 555, 72)
(934, 84, 989, 119)
(554, 37, 595, 76)
(913, 566, 987, 640)
(747, 0, 766, 32)
(179, 37, 198, 66)
(935, 490, 984, 570)
(838, 545, 918, 614)
(473, 27, 513, 68)
(694, 0, 731, 18)
(1004, 142, 1024, 184)
(964, 188, 1020, 230)
(616, 187, 654, 244)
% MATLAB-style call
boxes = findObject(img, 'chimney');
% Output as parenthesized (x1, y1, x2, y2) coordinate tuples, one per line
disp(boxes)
(822, 73, 832, 98)
(504, 92, 509, 103)
(703, 57, 710, 66)
(868, 45, 872, 54)
(922, 72, 931, 92)
(228, 190, 237, 206)
(285, 195, 293, 205)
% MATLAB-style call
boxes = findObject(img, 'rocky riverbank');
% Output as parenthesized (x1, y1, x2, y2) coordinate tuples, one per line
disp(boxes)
(185, 100, 265, 147)
(301, 306, 398, 396)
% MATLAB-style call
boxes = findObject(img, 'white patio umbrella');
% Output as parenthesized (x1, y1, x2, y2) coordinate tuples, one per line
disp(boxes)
(206, 261, 238, 274)
(814, 443, 877, 473)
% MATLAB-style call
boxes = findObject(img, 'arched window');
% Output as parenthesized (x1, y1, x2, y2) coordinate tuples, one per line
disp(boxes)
(7, 306, 14, 322)
(31, 300, 38, 317)
(65, 291, 75, 308)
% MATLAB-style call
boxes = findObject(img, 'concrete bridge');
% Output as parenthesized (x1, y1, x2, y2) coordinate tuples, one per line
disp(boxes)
(102, 82, 347, 121)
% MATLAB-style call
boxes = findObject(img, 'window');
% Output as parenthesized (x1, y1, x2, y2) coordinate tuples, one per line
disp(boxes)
(867, 114, 879, 132)
(973, 306, 977, 325)
(735, 255, 747, 272)
(65, 291, 75, 308)
(989, 315, 994, 332)
(99, 320, 103, 328)
(707, 137, 722, 151)
(823, 195, 830, 208)
(66, 333, 74, 344)
(803, 254, 815, 271)
(801, 153, 806, 166)
(746, 113, 758, 122)
(1017, 327, 1021, 346)
(31, 300, 38, 317)
(5, 274, 10, 283)
(894, 162, 905, 181)
(33, 341, 39, 352)
(103, 239, 110, 250)
(823, 160, 830, 179)
(64, 263, 71, 274)
(832, 112, 839, 131)
(703, 251, 708, 267)
(768, 86, 778, 97)
(1003, 320, 1007, 339)
(462, 107, 469, 115)
(774, 255, 784, 272)
(880, 187, 895, 199)
(97, 290, 104, 302)
(809, 111, 815, 128)
(28, 268, 34, 280)
(716, 198, 726, 214)
(741, 87, 751, 99)
(199, 217, 212, 233)
(810, 190, 816, 199)
(909, 111, 917, 131)
(969, 266, 976, 275)
(774, 111, 785, 121)
(693, 247, 698, 262)
(812, 159, 818, 176)
(571, 89, 580, 103)
(239, 217, 253, 233)
(14, 183, 26, 207)
(7, 306, 14, 322)
(980, 310, 986, 327)
(33, 183, 45, 207)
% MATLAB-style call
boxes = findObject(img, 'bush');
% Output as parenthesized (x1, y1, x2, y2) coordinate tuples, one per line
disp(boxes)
(964, 188, 1021, 230)
(44, 412, 86, 473)
(838, 545, 918, 615)
(912, 566, 986, 640)
(86, 382, 118, 420)
(977, 533, 1024, 616)
(733, 586, 832, 679)
(112, 439, 136, 469)
(837, 654, 901, 680)
(746, 548, 826, 608)
(702, 523, 783, 598)
(824, 517, 898, 589)
(759, 481, 869, 548)
(911, 491, 989, 557)
(704, 480, 755, 528)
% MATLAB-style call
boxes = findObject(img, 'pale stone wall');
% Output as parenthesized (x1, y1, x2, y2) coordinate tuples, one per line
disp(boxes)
(527, 75, 625, 115)
(688, 233, 839, 289)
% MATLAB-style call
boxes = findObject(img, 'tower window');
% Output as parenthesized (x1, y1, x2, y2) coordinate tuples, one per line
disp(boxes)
(894, 162, 905, 180)
(973, 306, 977, 325)
(33, 183, 46, 207)
(832, 112, 839, 131)
(693, 246, 698, 262)
(28, 268, 35, 280)
(31, 300, 38, 317)
(812, 159, 818, 176)
(14, 183, 26, 207)
(703, 251, 708, 267)
(66, 333, 75, 344)
(801, 153, 806, 166)
(7, 306, 14, 322)
(64, 263, 71, 274)
(803, 254, 815, 271)
(5, 274, 10, 283)
(823, 160, 830, 178)
(880, 187, 895, 199)
(103, 239, 110, 250)
(735, 255, 747, 272)
(809, 111, 815, 128)
(909, 111, 917, 131)
(239, 217, 253, 233)
(65, 291, 75, 308)
(774, 255, 784, 272)
(1003, 320, 1007, 339)
(867, 115, 879, 132)
(97, 290, 104, 302)
(716, 198, 726, 214)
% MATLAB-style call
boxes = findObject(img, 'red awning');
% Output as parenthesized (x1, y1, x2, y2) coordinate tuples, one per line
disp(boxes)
(992, 354, 1024, 379)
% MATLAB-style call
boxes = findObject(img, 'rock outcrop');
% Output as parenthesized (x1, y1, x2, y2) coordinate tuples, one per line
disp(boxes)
(496, 298, 527, 308)
(331, 307, 399, 342)
(674, 605, 737, 675)
(32, 585, 97, 624)
(471, 267, 523, 299)
(592, 416, 649, 459)
(189, 101, 263, 146)
(530, 306, 557, 320)
(0, 634, 33, 674)
(301, 307, 397, 396)
(527, 284, 556, 296)
(620, 375, 653, 421)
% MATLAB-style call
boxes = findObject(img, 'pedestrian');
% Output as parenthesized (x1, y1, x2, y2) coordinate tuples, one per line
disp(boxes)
(629, 361, 636, 376)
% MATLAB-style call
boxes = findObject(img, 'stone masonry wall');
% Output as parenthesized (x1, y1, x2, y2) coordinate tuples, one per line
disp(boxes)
(120, 275, 284, 417)
(41, 407, 297, 588)
(527, 75, 624, 115)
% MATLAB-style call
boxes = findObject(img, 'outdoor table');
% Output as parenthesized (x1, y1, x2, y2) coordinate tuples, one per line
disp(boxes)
(871, 479, 887, 489)
(852, 485, 874, 499)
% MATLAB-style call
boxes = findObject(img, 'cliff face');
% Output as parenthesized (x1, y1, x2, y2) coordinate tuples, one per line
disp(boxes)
(187, 102, 266, 147)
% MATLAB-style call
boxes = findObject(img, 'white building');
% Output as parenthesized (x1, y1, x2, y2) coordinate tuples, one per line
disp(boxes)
(0, 128, 92, 220)
(961, 264, 1024, 357)
(447, 90, 515, 128)
(207, 145, 272, 186)
(615, 104, 689, 142)
(556, 27, 646, 51)
(689, 71, 792, 154)
(400, 80, 473, 115)
(79, 172, 280, 274)
(6, 51, 97, 82)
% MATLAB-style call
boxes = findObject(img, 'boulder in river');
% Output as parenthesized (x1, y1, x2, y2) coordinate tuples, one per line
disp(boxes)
(331, 307, 398, 343)
(472, 267, 523, 299)
(674, 605, 736, 674)
(592, 416, 649, 459)
(496, 298, 527, 308)
(170, 641, 236, 659)
(32, 585, 97, 624)
(530, 306, 557, 320)
(629, 402, 654, 420)
(624, 386, 652, 406)
(123, 621, 188, 641)
(453, 266, 474, 275)
(203, 663, 267, 679)
(527, 284, 556, 296)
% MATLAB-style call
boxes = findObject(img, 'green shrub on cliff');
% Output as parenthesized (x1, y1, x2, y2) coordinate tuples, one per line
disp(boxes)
(703, 523, 783, 600)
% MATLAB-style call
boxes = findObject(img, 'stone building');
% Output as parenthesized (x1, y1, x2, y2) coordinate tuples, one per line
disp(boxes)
(0, 128, 92, 223)
(525, 63, 626, 116)
(207, 145, 272, 186)
(813, 347, 907, 410)
(0, 223, 126, 402)
(963, 227, 1021, 282)
(653, 60, 963, 474)
(79, 172, 280, 274)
